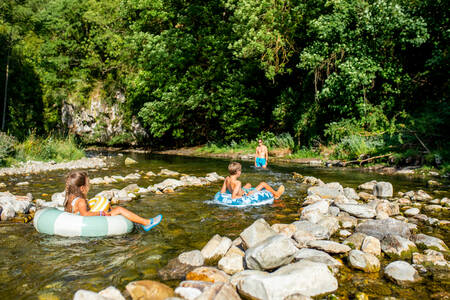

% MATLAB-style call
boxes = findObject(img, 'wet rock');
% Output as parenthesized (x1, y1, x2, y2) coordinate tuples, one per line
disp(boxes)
(98, 286, 125, 300)
(307, 240, 351, 254)
(358, 180, 377, 191)
(412, 250, 449, 267)
(348, 250, 380, 272)
(180, 175, 204, 186)
(335, 203, 376, 219)
(427, 180, 441, 187)
(125, 280, 175, 300)
(338, 214, 358, 229)
(294, 248, 343, 274)
(0, 195, 32, 214)
(384, 261, 422, 285)
(343, 233, 367, 250)
(361, 236, 381, 256)
(124, 157, 137, 165)
(0, 205, 15, 220)
(124, 173, 141, 180)
(240, 218, 277, 249)
(414, 190, 433, 201)
(381, 234, 417, 259)
(122, 184, 140, 193)
(158, 258, 196, 281)
(237, 260, 338, 298)
(373, 182, 393, 198)
(205, 172, 224, 182)
(153, 178, 184, 191)
(218, 255, 244, 275)
(230, 270, 269, 287)
(196, 282, 241, 300)
(201, 234, 232, 264)
(271, 223, 297, 238)
(302, 176, 324, 186)
(186, 267, 230, 283)
(292, 221, 330, 240)
(158, 169, 180, 176)
(300, 200, 329, 223)
(404, 207, 420, 216)
(412, 234, 449, 252)
(307, 183, 343, 200)
(344, 187, 359, 201)
(355, 218, 412, 240)
(145, 171, 156, 176)
(424, 204, 443, 212)
(178, 250, 204, 267)
(245, 234, 298, 270)
(292, 230, 316, 248)
(73, 290, 108, 300)
(16, 181, 30, 186)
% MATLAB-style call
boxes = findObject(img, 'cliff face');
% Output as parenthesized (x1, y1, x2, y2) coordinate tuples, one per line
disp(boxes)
(61, 90, 148, 145)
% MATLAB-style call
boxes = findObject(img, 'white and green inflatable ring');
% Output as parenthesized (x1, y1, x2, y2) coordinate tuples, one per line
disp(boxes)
(33, 207, 134, 237)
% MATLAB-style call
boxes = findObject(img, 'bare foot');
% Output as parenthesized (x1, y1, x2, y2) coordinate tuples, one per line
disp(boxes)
(274, 185, 285, 199)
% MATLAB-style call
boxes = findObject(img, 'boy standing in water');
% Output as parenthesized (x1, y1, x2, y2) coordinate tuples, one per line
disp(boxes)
(255, 139, 268, 168)
(221, 162, 285, 199)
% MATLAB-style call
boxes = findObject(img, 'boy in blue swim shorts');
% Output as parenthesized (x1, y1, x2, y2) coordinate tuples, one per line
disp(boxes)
(255, 139, 268, 168)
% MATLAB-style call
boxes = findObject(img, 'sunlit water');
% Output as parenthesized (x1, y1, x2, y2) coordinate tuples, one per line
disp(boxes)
(0, 153, 448, 299)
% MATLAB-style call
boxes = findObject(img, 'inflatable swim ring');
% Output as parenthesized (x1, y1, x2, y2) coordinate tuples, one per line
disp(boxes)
(88, 196, 111, 212)
(33, 207, 134, 237)
(213, 189, 274, 207)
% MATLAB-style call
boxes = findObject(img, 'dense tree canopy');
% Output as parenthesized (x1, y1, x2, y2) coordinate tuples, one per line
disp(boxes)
(0, 0, 448, 160)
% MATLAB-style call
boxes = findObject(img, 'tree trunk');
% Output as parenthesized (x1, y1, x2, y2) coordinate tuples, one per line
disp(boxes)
(2, 53, 10, 131)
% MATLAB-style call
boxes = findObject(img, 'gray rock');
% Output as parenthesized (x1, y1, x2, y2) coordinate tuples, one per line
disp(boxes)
(292, 230, 317, 248)
(158, 169, 180, 176)
(175, 287, 202, 300)
(358, 180, 377, 191)
(218, 255, 244, 275)
(307, 240, 351, 254)
(338, 214, 358, 229)
(307, 183, 343, 200)
(178, 250, 204, 267)
(98, 286, 125, 300)
(158, 258, 195, 280)
(339, 230, 352, 238)
(361, 236, 381, 256)
(0, 205, 15, 221)
(412, 250, 449, 267)
(153, 178, 185, 191)
(348, 250, 380, 272)
(343, 233, 367, 250)
(375, 201, 399, 217)
(73, 290, 108, 300)
(344, 187, 360, 200)
(294, 248, 343, 274)
(335, 203, 376, 218)
(240, 218, 277, 249)
(384, 261, 422, 285)
(237, 260, 338, 299)
(412, 234, 448, 252)
(404, 208, 420, 216)
(414, 190, 432, 201)
(373, 182, 393, 197)
(328, 206, 340, 216)
(355, 218, 411, 240)
(201, 234, 232, 264)
(271, 224, 297, 238)
(381, 234, 417, 259)
(300, 200, 329, 223)
(292, 221, 330, 240)
(230, 270, 269, 287)
(245, 234, 298, 270)
(317, 216, 340, 236)
(0, 196, 32, 214)
(195, 282, 241, 300)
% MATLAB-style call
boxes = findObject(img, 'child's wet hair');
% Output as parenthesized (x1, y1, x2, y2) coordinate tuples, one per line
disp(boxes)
(64, 170, 89, 212)
(228, 162, 242, 175)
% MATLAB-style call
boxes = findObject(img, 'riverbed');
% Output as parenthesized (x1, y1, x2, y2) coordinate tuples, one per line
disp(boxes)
(0, 153, 448, 299)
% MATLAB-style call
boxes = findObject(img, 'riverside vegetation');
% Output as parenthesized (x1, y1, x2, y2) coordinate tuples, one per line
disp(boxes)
(1, 0, 449, 171)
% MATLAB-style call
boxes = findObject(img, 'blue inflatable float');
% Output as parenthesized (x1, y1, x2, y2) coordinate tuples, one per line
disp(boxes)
(213, 189, 274, 207)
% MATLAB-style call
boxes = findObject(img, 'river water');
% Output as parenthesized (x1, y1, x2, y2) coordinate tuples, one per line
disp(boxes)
(0, 153, 448, 299)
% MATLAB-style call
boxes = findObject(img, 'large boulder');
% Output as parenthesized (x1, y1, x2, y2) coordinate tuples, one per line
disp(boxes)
(412, 234, 448, 252)
(335, 203, 376, 219)
(373, 182, 393, 198)
(245, 234, 298, 270)
(348, 250, 380, 272)
(237, 260, 338, 299)
(126, 280, 175, 300)
(384, 261, 422, 285)
(355, 218, 412, 240)
(307, 240, 351, 254)
(240, 219, 277, 249)
(294, 248, 343, 274)
(201, 234, 232, 264)
(381, 234, 417, 259)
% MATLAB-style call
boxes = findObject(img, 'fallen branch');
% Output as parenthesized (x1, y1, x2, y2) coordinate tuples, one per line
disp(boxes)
(343, 153, 393, 167)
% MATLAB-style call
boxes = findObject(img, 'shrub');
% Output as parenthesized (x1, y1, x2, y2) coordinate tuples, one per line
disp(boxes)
(0, 133, 17, 166)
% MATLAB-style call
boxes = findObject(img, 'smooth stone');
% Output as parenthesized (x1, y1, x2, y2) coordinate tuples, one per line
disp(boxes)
(158, 169, 180, 176)
(73, 290, 108, 300)
(186, 267, 230, 283)
(335, 203, 376, 218)
(307, 183, 343, 200)
(317, 216, 340, 236)
(224, 246, 245, 257)
(0, 205, 15, 220)
(339, 230, 352, 237)
(179, 280, 213, 292)
(384, 261, 422, 285)
(16, 181, 30, 186)
(424, 204, 442, 212)
(245, 234, 298, 270)
(125, 280, 175, 300)
(303, 194, 323, 205)
(146, 171, 156, 176)
(381, 234, 417, 259)
(230, 270, 269, 287)
(412, 250, 449, 267)
(373, 182, 393, 198)
(375, 201, 399, 216)
(122, 184, 140, 193)
(292, 229, 316, 248)
(307, 240, 351, 254)
(355, 218, 412, 240)
(358, 180, 377, 191)
(294, 248, 343, 274)
(124, 157, 137, 165)
(358, 192, 376, 202)
(174, 287, 202, 300)
(178, 250, 204, 267)
(361, 236, 381, 256)
(158, 258, 195, 281)
(292, 220, 330, 240)
(338, 215, 358, 229)
(414, 190, 432, 201)
(344, 187, 359, 200)
(153, 178, 184, 191)
(195, 282, 241, 300)
(237, 260, 338, 298)
(271, 223, 297, 238)
(98, 286, 125, 300)
(0, 183, 6, 188)
(201, 234, 232, 264)
(300, 201, 329, 223)
(240, 218, 277, 249)
(343, 233, 367, 250)
(412, 234, 448, 252)
(404, 208, 420, 216)
(302, 176, 324, 186)
(218, 255, 244, 275)
(348, 250, 380, 272)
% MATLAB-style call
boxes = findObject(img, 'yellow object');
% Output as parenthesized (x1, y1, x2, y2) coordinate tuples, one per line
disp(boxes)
(88, 196, 111, 212)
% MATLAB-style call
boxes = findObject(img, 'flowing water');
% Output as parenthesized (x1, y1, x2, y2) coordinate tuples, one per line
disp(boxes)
(0, 153, 448, 299)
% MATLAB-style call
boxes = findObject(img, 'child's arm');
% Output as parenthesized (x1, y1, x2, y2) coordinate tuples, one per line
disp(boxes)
(231, 181, 242, 199)
(77, 199, 102, 216)
(220, 179, 227, 193)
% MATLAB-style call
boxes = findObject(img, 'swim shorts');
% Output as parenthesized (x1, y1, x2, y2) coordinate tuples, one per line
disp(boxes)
(255, 157, 266, 167)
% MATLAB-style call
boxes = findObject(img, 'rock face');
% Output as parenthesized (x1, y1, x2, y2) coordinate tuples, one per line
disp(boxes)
(356, 218, 411, 240)
(126, 280, 175, 300)
(381, 234, 417, 259)
(201, 234, 232, 264)
(240, 219, 277, 249)
(412, 234, 448, 252)
(348, 250, 380, 272)
(237, 260, 338, 299)
(384, 261, 422, 285)
(335, 203, 376, 219)
(245, 234, 298, 270)
(373, 182, 393, 197)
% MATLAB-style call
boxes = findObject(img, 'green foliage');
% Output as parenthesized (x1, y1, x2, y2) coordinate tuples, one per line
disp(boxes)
(257, 132, 294, 149)
(0, 132, 17, 166)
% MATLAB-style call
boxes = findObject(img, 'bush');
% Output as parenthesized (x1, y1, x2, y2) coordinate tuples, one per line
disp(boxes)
(0, 133, 17, 166)
(332, 135, 385, 160)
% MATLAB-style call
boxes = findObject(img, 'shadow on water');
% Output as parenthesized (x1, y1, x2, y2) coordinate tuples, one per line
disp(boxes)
(0, 153, 448, 299)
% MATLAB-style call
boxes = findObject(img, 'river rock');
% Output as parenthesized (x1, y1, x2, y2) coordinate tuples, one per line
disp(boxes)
(271, 223, 297, 238)
(329, 206, 340, 216)
(335, 203, 376, 218)
(196, 282, 241, 300)
(126, 280, 175, 300)
(292, 221, 330, 240)
(355, 218, 411, 240)
(307, 240, 351, 254)
(201, 234, 232, 264)
(294, 248, 343, 274)
(384, 261, 422, 285)
(303, 194, 323, 206)
(225, 246, 245, 257)
(375, 201, 399, 217)
(237, 260, 338, 298)
(124, 157, 137, 165)
(412, 234, 449, 252)
(186, 267, 230, 283)
(404, 207, 420, 216)
(205, 172, 224, 182)
(344, 187, 359, 200)
(307, 183, 343, 200)
(414, 190, 433, 201)
(179, 280, 213, 292)
(153, 178, 185, 191)
(174, 287, 202, 300)
(361, 236, 381, 256)
(381, 234, 417, 259)
(158, 258, 196, 280)
(317, 216, 339, 236)
(122, 184, 140, 193)
(339, 230, 352, 237)
(230, 270, 269, 287)
(240, 218, 277, 249)
(358, 192, 376, 202)
(303, 176, 324, 186)
(300, 200, 329, 223)
(98, 286, 125, 300)
(73, 290, 108, 300)
(348, 250, 380, 272)
(343, 233, 367, 250)
(0, 195, 32, 214)
(0, 204, 15, 220)
(412, 250, 449, 267)
(373, 182, 393, 197)
(178, 250, 204, 267)
(424, 204, 443, 212)
(245, 234, 298, 270)
(158, 169, 180, 176)
(338, 214, 358, 228)
(0, 183, 6, 189)
(145, 171, 156, 176)
(358, 180, 377, 191)
(125, 173, 141, 180)
(218, 255, 244, 275)
(292, 229, 316, 248)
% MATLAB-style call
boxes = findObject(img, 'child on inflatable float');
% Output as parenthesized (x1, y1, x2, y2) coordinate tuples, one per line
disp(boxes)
(221, 162, 285, 199)
(64, 170, 162, 231)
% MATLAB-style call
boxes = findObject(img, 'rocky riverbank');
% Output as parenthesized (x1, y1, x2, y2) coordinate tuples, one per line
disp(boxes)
(67, 173, 449, 299)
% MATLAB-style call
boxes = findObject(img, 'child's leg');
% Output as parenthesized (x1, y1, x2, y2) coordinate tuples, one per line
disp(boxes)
(109, 206, 150, 225)
(243, 183, 252, 189)
(250, 182, 285, 199)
